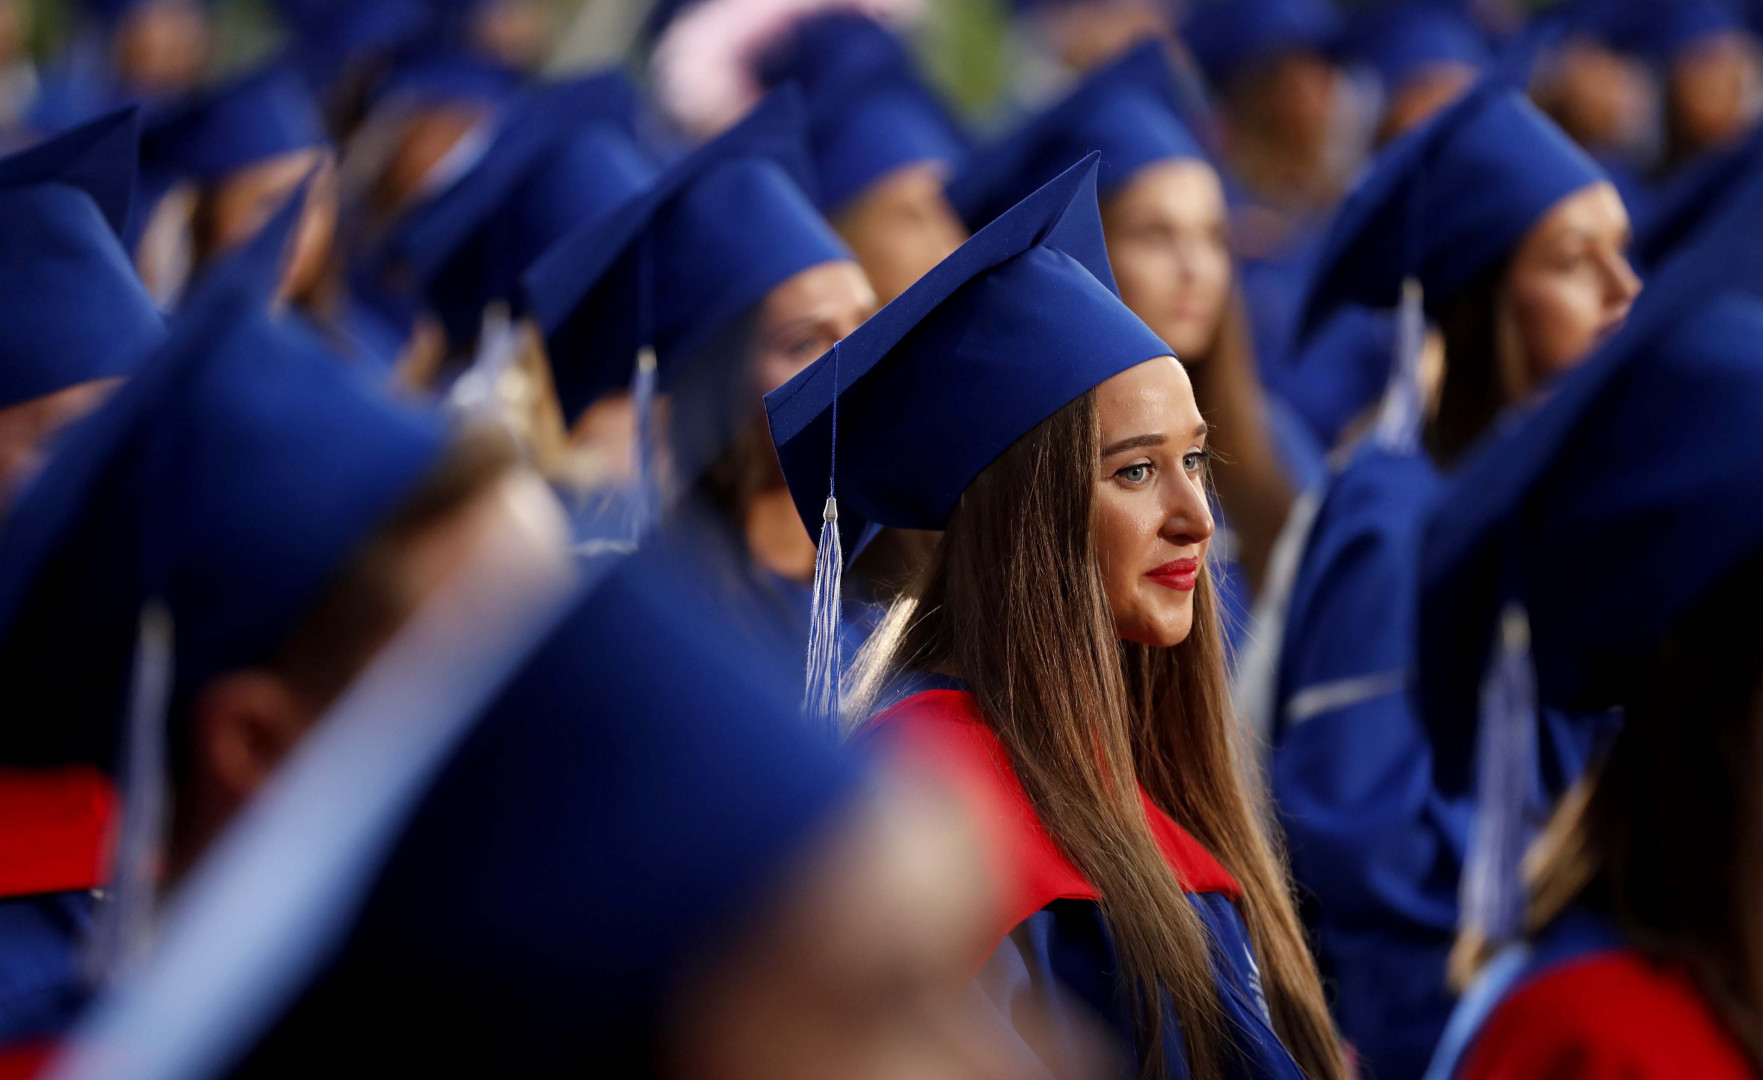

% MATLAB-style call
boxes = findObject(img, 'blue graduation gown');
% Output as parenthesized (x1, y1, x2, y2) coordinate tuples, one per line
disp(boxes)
(1271, 443, 1618, 1080)
(0, 892, 93, 1046)
(980, 897, 1305, 1080)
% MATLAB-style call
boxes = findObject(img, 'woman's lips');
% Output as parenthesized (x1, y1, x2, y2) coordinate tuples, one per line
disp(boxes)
(1145, 557, 1200, 592)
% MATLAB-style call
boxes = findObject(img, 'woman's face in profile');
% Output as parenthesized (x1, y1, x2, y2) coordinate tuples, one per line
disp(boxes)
(1102, 159, 1232, 360)
(1090, 356, 1215, 648)
(1501, 180, 1640, 398)
(751, 260, 877, 399)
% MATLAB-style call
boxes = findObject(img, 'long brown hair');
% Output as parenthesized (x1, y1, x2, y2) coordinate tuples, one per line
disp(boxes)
(849, 391, 1345, 1080)
(1520, 549, 1763, 1069)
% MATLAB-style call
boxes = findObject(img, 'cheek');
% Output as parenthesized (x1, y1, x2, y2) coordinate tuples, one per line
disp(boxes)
(1512, 275, 1604, 378)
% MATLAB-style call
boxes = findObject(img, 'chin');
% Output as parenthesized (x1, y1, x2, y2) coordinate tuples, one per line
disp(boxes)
(1119, 612, 1194, 648)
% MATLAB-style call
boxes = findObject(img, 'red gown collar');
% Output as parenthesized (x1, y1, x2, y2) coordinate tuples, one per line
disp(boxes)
(0, 766, 116, 899)
(864, 688, 1242, 946)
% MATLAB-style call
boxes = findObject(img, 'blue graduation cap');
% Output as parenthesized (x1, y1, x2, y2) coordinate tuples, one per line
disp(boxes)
(767, 154, 1169, 718)
(1181, 0, 1344, 90)
(946, 39, 1204, 232)
(1578, 0, 1747, 62)
(80, 0, 211, 26)
(274, 0, 434, 93)
(41, 555, 861, 1077)
(132, 62, 329, 248)
(0, 190, 449, 772)
(1345, 0, 1490, 94)
(1633, 122, 1763, 272)
(524, 87, 851, 425)
(140, 62, 328, 185)
(0, 108, 165, 410)
(383, 70, 654, 345)
(1294, 81, 1606, 351)
(753, 11, 969, 214)
(366, 48, 522, 112)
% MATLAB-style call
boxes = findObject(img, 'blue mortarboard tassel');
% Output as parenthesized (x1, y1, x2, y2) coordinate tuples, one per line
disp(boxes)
(804, 342, 843, 731)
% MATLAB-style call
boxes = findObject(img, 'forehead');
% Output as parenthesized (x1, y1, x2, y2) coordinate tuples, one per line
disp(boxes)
(1093, 355, 1199, 436)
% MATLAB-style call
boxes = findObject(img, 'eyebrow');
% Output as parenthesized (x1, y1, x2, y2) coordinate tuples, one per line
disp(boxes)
(1101, 423, 1209, 458)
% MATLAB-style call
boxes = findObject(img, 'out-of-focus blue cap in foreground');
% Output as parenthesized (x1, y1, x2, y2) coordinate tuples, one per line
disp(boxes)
(0, 190, 447, 771)
(42, 554, 862, 1077)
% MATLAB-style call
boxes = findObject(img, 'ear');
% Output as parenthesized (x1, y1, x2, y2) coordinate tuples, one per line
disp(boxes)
(187, 671, 314, 811)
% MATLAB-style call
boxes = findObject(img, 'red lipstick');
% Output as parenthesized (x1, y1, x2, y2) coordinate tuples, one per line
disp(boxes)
(1146, 557, 1200, 592)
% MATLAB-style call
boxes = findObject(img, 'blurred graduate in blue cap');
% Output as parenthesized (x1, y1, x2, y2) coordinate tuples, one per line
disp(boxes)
(1592, 0, 1761, 178)
(750, 10, 969, 305)
(420, 0, 556, 74)
(1521, 0, 1666, 223)
(0, 110, 167, 1061)
(947, 39, 1318, 652)
(1268, 82, 1638, 1080)
(269, 0, 433, 133)
(0, 108, 164, 509)
(1415, 157, 1763, 1080)
(26, 0, 209, 136)
(1008, 0, 1181, 77)
(1273, 0, 1491, 456)
(1345, 0, 1491, 146)
(768, 154, 1349, 1079)
(1180, 0, 1365, 387)
(0, 190, 574, 1058)
(0, 0, 36, 137)
(525, 88, 880, 666)
(369, 69, 654, 384)
(37, 544, 1017, 1080)
(129, 64, 361, 347)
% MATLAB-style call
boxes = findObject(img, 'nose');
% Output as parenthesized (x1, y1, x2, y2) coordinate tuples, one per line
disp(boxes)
(1603, 250, 1642, 319)
(1159, 470, 1215, 549)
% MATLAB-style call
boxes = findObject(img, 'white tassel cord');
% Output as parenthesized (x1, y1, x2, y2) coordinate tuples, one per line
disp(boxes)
(804, 496, 844, 732)
(88, 601, 175, 982)
(1460, 603, 1538, 948)
(625, 345, 660, 545)
(1375, 276, 1427, 454)
(803, 341, 845, 734)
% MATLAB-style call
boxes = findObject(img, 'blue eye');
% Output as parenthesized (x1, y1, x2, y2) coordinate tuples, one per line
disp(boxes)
(1183, 448, 1211, 473)
(1116, 463, 1153, 484)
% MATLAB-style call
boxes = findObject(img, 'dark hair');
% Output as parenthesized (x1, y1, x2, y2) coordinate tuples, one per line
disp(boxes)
(851, 391, 1346, 1080)
(1427, 258, 1512, 468)
(1523, 548, 1763, 1069)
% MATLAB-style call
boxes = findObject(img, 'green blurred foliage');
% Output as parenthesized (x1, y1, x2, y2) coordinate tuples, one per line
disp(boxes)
(919, 0, 1012, 120)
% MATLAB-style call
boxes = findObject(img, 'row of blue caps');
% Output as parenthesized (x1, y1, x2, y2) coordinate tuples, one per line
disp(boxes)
(16, 0, 1763, 854)
(11, 8, 1763, 1064)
